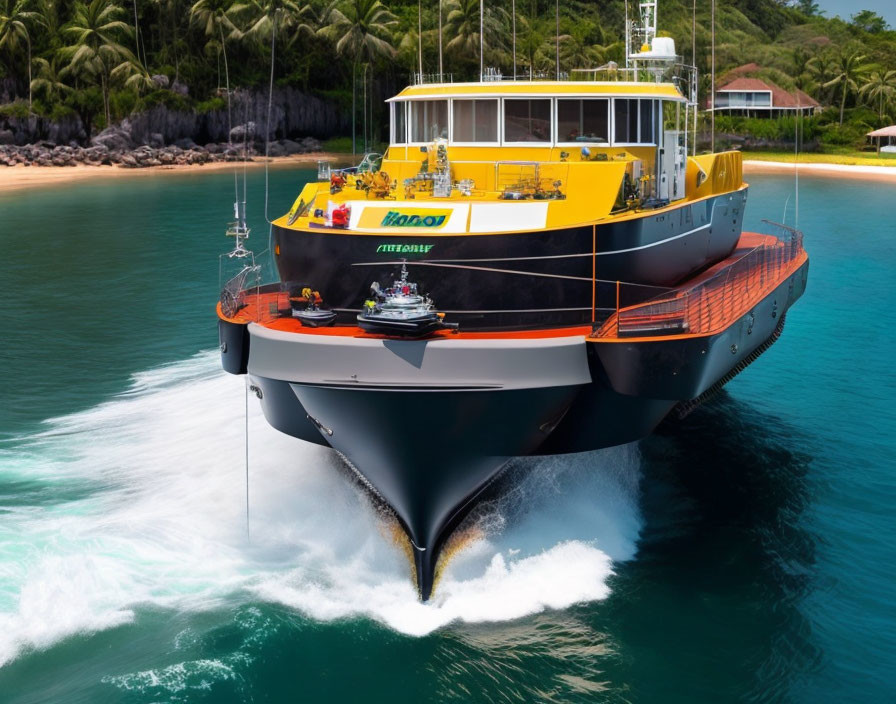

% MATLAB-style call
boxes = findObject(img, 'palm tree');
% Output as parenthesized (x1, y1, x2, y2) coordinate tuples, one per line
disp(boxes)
(791, 47, 811, 91)
(233, 0, 313, 46)
(807, 48, 835, 103)
(860, 69, 896, 123)
(823, 50, 868, 126)
(443, 0, 507, 76)
(0, 0, 40, 108)
(515, 14, 549, 79)
(559, 26, 602, 73)
(60, 0, 140, 127)
(190, 0, 239, 124)
(30, 55, 72, 103)
(319, 0, 397, 154)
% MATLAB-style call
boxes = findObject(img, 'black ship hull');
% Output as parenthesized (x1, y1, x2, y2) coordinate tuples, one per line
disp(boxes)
(219, 251, 807, 598)
(272, 189, 747, 331)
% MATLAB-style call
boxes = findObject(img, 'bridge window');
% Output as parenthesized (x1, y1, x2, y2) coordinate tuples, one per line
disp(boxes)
(410, 100, 448, 142)
(452, 99, 499, 142)
(613, 98, 658, 144)
(557, 99, 609, 143)
(504, 99, 551, 142)
(392, 102, 407, 144)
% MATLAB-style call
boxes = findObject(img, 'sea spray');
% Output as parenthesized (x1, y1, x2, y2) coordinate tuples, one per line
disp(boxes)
(0, 352, 644, 665)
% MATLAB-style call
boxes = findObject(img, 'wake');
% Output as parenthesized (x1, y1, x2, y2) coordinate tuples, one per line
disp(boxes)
(0, 352, 643, 664)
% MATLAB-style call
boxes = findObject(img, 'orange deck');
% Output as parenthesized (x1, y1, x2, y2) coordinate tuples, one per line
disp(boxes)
(591, 231, 808, 342)
(218, 230, 806, 343)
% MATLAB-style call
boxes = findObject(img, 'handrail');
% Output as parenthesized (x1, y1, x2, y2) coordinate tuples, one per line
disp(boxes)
(595, 221, 805, 338)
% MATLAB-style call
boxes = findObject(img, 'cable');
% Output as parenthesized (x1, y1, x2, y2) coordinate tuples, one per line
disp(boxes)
(245, 377, 250, 542)
(264, 17, 276, 225)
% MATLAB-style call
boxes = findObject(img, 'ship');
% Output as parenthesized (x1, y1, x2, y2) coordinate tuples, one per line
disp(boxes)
(215, 2, 808, 600)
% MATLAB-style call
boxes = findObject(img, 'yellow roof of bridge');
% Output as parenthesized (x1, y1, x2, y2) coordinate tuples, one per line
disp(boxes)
(389, 81, 687, 101)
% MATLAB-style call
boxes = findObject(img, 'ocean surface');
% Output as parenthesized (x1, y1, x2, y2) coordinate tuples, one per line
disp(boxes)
(0, 165, 894, 703)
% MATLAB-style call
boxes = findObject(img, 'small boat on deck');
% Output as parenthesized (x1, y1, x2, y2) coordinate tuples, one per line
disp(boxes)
(357, 261, 456, 337)
(289, 287, 337, 328)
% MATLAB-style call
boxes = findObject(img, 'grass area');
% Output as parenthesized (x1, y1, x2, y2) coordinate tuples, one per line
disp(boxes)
(320, 136, 354, 154)
(320, 137, 391, 155)
(742, 151, 896, 167)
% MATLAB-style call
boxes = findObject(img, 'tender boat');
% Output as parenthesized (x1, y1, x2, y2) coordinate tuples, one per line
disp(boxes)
(357, 261, 456, 337)
(215, 1, 808, 600)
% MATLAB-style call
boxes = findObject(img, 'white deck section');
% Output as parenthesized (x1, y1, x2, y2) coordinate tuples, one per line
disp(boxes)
(247, 325, 592, 390)
(468, 202, 549, 233)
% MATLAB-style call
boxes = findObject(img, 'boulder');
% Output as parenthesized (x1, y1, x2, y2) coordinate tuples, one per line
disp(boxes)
(301, 136, 322, 152)
(280, 139, 303, 155)
(174, 137, 198, 150)
(229, 122, 256, 141)
(0, 129, 14, 145)
(267, 141, 287, 158)
(91, 126, 133, 151)
(151, 74, 170, 89)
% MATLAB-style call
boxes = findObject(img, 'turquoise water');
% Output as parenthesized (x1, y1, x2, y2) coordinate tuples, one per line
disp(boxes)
(0, 168, 894, 702)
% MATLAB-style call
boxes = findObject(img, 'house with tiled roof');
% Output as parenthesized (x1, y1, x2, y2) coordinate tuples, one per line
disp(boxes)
(711, 74, 820, 118)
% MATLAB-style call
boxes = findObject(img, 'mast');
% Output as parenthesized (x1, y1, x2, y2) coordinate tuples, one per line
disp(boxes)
(479, 0, 484, 79)
(555, 0, 559, 80)
(512, 0, 516, 80)
(711, 0, 716, 153)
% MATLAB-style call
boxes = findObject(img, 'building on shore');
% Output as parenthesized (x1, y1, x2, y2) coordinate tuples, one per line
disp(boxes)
(710, 65, 820, 118)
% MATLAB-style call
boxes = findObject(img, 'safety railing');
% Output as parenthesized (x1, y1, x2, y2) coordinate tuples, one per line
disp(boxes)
(218, 279, 334, 325)
(595, 221, 805, 338)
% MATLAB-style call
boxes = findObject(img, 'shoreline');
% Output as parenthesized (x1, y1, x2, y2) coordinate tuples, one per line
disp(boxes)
(743, 160, 896, 182)
(3, 154, 895, 193)
(0, 152, 351, 194)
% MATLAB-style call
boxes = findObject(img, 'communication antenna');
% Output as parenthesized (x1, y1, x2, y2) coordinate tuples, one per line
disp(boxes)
(692, 0, 696, 67)
(555, 0, 560, 80)
(245, 378, 250, 541)
(512, 0, 516, 80)
(711, 0, 716, 153)
(417, 0, 423, 78)
(439, 0, 443, 78)
(479, 0, 484, 79)
(795, 94, 801, 228)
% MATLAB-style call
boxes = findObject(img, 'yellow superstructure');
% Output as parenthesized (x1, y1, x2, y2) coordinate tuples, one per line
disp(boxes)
(277, 80, 744, 236)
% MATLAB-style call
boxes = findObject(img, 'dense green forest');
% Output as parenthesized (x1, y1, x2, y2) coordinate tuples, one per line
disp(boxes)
(0, 0, 894, 148)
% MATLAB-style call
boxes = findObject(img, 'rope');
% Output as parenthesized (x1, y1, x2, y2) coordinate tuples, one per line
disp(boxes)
(264, 17, 276, 225)
(245, 377, 250, 541)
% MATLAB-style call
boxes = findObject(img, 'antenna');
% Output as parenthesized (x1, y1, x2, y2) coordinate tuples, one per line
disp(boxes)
(512, 0, 516, 80)
(479, 0, 484, 79)
(795, 93, 801, 228)
(245, 377, 250, 541)
(692, 0, 696, 67)
(555, 0, 560, 80)
(417, 0, 423, 78)
(711, 0, 716, 153)
(438, 0, 443, 78)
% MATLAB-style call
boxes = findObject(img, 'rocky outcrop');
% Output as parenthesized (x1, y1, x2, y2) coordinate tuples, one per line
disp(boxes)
(0, 136, 323, 168)
(122, 87, 345, 146)
(0, 86, 346, 148)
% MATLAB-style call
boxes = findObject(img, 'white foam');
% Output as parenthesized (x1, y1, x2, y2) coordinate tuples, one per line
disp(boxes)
(0, 352, 643, 664)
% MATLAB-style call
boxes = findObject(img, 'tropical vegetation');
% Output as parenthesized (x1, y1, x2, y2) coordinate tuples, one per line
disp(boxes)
(0, 0, 894, 151)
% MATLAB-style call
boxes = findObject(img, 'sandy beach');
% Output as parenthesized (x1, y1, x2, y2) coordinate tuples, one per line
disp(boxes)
(0, 152, 350, 194)
(743, 160, 896, 182)
(3, 154, 895, 193)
